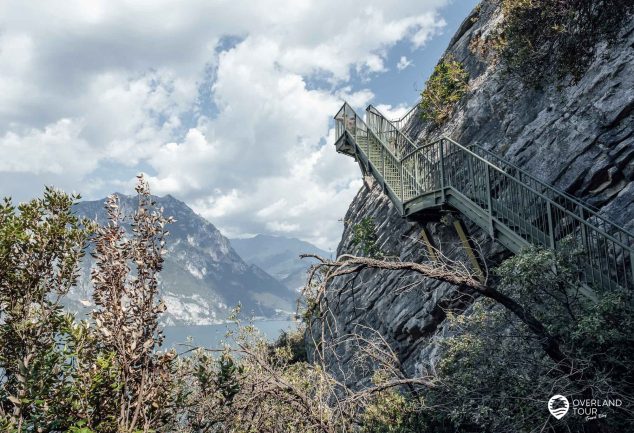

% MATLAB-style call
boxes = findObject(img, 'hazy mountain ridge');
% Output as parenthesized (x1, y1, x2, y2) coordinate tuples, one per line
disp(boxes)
(231, 234, 332, 291)
(69, 194, 296, 325)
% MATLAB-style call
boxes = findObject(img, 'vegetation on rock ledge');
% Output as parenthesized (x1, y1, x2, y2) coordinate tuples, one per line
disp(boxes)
(419, 55, 469, 126)
(499, 0, 634, 85)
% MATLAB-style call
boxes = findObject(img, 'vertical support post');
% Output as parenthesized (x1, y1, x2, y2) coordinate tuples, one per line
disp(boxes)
(547, 201, 555, 249)
(467, 153, 475, 200)
(420, 228, 438, 263)
(630, 250, 634, 291)
(578, 206, 588, 252)
(400, 161, 404, 201)
(453, 220, 485, 282)
(352, 112, 357, 142)
(577, 205, 592, 283)
(381, 144, 385, 176)
(485, 164, 494, 238)
(439, 139, 446, 202)
(414, 153, 419, 194)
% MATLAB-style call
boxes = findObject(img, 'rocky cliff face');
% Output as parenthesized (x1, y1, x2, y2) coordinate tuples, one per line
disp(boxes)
(315, 0, 634, 385)
(70, 194, 296, 325)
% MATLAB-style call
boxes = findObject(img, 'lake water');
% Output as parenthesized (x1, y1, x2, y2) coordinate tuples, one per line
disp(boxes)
(162, 320, 297, 352)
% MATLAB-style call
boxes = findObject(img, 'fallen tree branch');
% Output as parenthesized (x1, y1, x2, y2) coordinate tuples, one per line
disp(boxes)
(301, 253, 573, 375)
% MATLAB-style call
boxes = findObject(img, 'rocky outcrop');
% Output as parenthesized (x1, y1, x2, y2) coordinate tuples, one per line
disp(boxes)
(423, 1, 634, 230)
(314, 0, 634, 385)
(311, 176, 508, 385)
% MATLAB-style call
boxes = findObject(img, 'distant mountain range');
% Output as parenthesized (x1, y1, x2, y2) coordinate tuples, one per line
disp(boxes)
(231, 234, 331, 291)
(70, 194, 300, 325)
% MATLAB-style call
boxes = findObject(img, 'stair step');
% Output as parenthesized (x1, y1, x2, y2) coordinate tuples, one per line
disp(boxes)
(339, 105, 632, 295)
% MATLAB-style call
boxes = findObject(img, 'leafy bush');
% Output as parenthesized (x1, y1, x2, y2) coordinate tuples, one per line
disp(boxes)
(420, 246, 634, 432)
(419, 55, 469, 125)
(270, 327, 308, 364)
(499, 0, 634, 85)
(360, 390, 427, 433)
(0, 188, 93, 431)
(0, 179, 175, 433)
(351, 216, 384, 258)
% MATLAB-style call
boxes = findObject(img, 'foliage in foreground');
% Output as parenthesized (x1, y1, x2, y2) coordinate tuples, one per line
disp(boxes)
(405, 247, 634, 432)
(0, 178, 175, 432)
(2, 182, 633, 433)
(0, 182, 415, 433)
(303, 216, 634, 433)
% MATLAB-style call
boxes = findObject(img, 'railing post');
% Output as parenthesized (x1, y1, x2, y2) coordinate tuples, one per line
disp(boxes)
(381, 144, 385, 176)
(400, 161, 404, 201)
(630, 250, 634, 290)
(352, 112, 357, 141)
(439, 139, 446, 202)
(414, 153, 419, 194)
(547, 201, 555, 249)
(485, 164, 494, 238)
(578, 206, 588, 252)
(467, 154, 475, 200)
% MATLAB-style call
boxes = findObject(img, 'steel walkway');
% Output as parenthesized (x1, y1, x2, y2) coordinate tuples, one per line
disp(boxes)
(334, 102, 634, 292)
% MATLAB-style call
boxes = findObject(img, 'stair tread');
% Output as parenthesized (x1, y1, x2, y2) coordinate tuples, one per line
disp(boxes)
(337, 105, 632, 294)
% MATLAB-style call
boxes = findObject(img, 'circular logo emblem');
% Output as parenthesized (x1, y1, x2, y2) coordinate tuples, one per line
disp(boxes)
(548, 395, 570, 419)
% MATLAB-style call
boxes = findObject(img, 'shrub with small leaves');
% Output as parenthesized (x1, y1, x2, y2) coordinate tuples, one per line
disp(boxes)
(419, 55, 469, 126)
(351, 216, 384, 258)
(0, 188, 93, 431)
(90, 175, 176, 432)
(499, 0, 634, 85)
(418, 246, 634, 432)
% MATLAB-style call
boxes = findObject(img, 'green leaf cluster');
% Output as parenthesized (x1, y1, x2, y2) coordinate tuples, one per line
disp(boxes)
(499, 0, 633, 85)
(351, 216, 384, 258)
(419, 55, 469, 126)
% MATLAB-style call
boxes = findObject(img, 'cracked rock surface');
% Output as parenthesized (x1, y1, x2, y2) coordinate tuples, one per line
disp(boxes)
(310, 0, 633, 385)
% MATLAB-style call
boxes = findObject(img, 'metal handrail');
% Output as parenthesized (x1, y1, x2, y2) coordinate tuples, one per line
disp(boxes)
(390, 100, 420, 131)
(436, 137, 632, 251)
(334, 101, 634, 293)
(370, 104, 633, 242)
(468, 144, 605, 214)
(335, 102, 401, 161)
(365, 105, 418, 158)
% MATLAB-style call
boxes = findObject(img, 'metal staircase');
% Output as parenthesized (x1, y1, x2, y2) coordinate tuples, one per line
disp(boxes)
(334, 102, 634, 293)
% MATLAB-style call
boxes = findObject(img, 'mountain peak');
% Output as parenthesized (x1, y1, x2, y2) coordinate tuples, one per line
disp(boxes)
(231, 234, 330, 291)
(71, 195, 296, 324)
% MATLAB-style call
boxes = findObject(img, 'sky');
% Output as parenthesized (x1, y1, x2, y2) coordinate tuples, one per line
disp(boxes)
(0, 0, 479, 251)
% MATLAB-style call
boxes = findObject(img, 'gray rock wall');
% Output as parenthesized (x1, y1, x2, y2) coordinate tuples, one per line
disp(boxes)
(313, 0, 634, 385)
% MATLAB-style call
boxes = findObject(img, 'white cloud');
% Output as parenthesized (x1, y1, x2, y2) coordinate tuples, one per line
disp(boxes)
(0, 0, 450, 248)
(376, 102, 412, 118)
(0, 119, 95, 176)
(397, 56, 412, 71)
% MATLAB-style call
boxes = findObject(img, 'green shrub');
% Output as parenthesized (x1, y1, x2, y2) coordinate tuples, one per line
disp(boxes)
(421, 246, 634, 432)
(270, 327, 308, 364)
(351, 216, 384, 258)
(0, 189, 93, 431)
(419, 55, 469, 126)
(499, 0, 633, 85)
(0, 180, 175, 433)
(360, 390, 425, 433)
